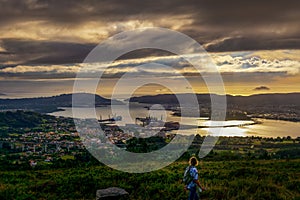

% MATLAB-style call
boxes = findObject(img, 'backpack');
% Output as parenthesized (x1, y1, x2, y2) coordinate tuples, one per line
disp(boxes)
(183, 166, 194, 185)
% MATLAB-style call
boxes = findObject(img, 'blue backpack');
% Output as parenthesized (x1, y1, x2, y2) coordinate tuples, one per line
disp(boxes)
(183, 166, 194, 185)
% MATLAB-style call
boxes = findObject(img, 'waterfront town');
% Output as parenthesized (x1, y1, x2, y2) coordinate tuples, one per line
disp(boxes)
(0, 111, 179, 167)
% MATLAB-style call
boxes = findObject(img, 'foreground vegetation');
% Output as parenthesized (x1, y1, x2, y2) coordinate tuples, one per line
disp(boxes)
(1, 111, 300, 199)
(0, 158, 299, 200)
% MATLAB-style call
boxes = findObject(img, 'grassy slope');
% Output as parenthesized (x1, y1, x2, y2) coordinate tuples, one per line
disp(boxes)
(0, 159, 299, 200)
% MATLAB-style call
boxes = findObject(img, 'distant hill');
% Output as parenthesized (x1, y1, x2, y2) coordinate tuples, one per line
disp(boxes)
(0, 110, 75, 137)
(0, 110, 48, 129)
(130, 93, 300, 106)
(0, 93, 123, 113)
(227, 93, 300, 106)
(130, 93, 300, 121)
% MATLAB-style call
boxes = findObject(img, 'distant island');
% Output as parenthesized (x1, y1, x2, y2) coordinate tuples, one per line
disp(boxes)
(0, 93, 123, 113)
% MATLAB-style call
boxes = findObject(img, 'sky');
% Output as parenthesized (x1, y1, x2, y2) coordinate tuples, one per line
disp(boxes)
(0, 0, 300, 98)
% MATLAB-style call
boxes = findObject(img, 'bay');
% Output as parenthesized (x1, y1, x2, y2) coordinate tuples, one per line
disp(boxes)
(49, 103, 300, 138)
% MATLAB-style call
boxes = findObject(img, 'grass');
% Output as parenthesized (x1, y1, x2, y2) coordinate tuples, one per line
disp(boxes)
(60, 155, 75, 160)
(0, 159, 299, 200)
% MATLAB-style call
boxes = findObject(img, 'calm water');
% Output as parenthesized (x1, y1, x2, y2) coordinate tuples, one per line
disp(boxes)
(50, 103, 300, 138)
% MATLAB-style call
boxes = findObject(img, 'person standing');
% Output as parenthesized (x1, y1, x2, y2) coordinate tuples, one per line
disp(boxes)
(184, 157, 205, 200)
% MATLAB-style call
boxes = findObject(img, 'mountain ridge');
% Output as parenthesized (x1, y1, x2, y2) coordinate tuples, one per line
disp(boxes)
(0, 93, 123, 113)
(129, 93, 300, 106)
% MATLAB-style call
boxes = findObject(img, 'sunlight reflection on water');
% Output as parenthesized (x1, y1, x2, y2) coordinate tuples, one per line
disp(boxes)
(50, 106, 300, 138)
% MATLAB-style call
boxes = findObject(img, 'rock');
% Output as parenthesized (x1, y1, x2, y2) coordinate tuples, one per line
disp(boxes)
(96, 187, 129, 200)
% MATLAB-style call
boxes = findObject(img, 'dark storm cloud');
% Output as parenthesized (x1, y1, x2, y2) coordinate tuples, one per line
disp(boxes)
(3, 1, 300, 30)
(0, 0, 300, 65)
(205, 37, 300, 52)
(1, 0, 299, 25)
(0, 0, 193, 24)
(0, 39, 94, 65)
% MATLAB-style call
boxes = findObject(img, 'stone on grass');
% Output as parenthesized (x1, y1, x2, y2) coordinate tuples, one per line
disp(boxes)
(96, 187, 129, 200)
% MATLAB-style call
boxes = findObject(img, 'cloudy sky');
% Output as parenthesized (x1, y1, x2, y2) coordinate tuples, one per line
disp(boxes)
(0, 0, 300, 98)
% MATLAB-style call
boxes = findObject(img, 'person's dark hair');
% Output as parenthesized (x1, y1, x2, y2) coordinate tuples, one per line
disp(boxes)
(189, 156, 198, 166)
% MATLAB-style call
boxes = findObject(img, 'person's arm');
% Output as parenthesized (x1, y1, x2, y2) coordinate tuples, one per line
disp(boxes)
(193, 179, 206, 191)
(192, 168, 206, 191)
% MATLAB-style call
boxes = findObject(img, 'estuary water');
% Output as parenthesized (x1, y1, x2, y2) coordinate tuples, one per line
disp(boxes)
(50, 103, 300, 138)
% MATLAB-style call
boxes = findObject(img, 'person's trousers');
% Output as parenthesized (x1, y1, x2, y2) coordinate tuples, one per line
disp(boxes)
(188, 187, 199, 200)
